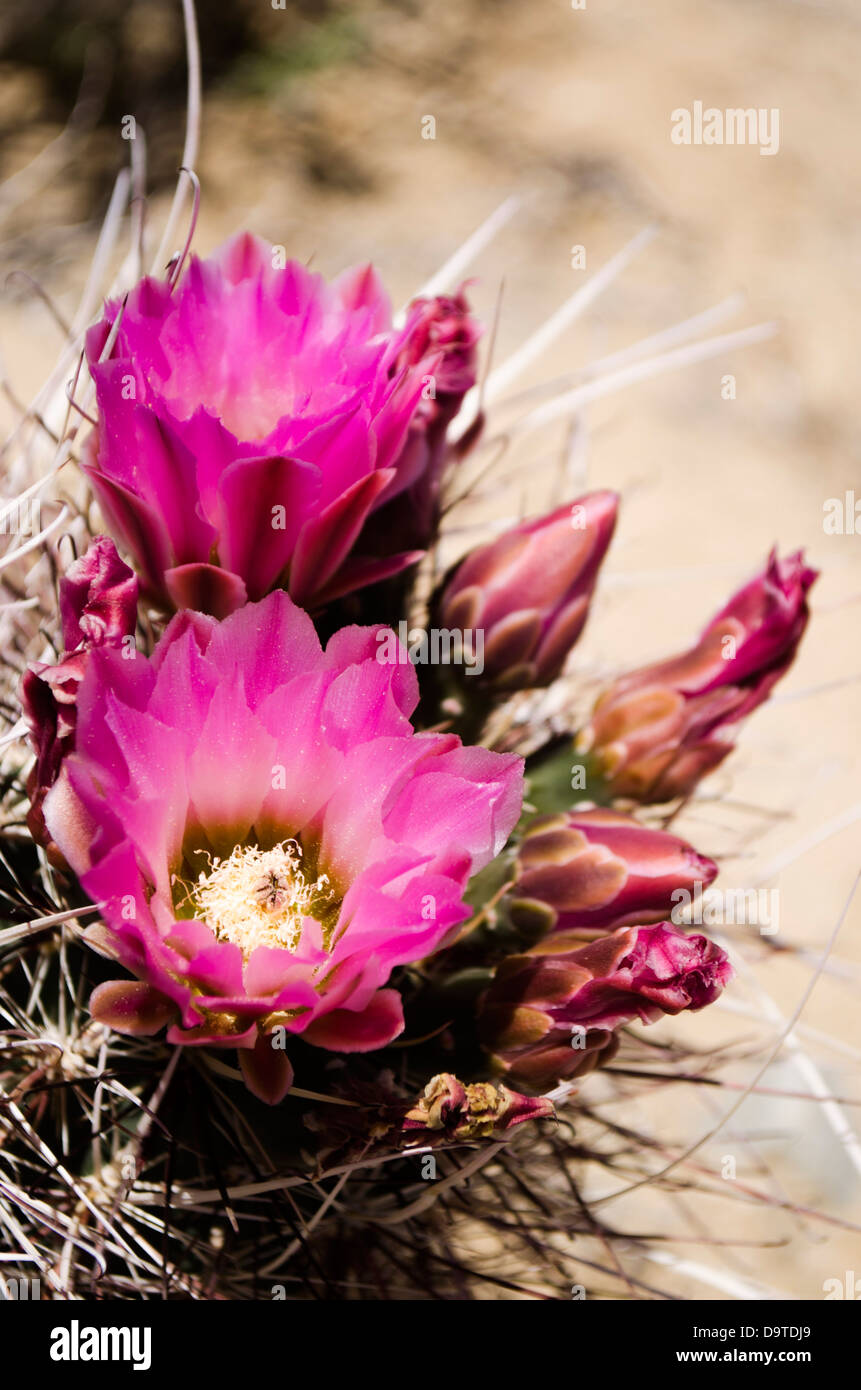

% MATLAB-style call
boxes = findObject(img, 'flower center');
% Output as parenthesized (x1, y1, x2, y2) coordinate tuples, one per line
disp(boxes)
(188, 841, 333, 956)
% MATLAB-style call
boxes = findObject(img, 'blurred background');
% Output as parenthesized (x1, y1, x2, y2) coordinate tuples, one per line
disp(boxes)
(1, 0, 859, 1300)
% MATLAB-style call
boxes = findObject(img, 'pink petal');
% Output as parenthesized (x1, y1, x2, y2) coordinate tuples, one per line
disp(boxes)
(164, 563, 248, 619)
(289, 469, 396, 605)
(332, 263, 393, 333)
(216, 454, 321, 600)
(83, 465, 173, 601)
(204, 591, 323, 708)
(185, 686, 277, 850)
(302, 988, 405, 1052)
(312, 547, 424, 606)
(239, 1032, 295, 1104)
(90, 980, 176, 1036)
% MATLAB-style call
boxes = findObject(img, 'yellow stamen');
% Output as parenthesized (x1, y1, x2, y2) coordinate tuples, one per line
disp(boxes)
(189, 841, 332, 956)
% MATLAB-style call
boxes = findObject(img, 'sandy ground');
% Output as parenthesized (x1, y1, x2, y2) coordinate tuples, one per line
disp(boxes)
(1, 0, 859, 1299)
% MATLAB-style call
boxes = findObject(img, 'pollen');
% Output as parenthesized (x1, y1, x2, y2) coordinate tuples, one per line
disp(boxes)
(188, 841, 332, 956)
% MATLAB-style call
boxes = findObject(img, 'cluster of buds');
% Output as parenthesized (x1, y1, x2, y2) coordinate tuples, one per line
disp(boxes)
(21, 537, 138, 848)
(508, 809, 717, 945)
(437, 490, 618, 691)
(479, 922, 731, 1091)
(577, 550, 817, 802)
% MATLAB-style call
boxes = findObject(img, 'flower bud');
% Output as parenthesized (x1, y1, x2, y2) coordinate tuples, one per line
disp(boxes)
(397, 288, 481, 404)
(439, 491, 618, 691)
(22, 537, 138, 847)
(479, 922, 731, 1090)
(59, 534, 140, 651)
(579, 549, 817, 802)
(509, 809, 717, 943)
(365, 288, 482, 552)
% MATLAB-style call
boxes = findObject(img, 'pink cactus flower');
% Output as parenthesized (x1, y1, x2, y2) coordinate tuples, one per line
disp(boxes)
(509, 809, 718, 943)
(438, 491, 619, 690)
(83, 234, 474, 618)
(43, 592, 523, 1103)
(480, 921, 731, 1090)
(579, 549, 818, 802)
(22, 537, 138, 849)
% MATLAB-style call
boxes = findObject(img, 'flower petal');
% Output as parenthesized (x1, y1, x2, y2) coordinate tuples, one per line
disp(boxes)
(90, 980, 176, 1036)
(302, 988, 404, 1052)
(239, 1033, 295, 1104)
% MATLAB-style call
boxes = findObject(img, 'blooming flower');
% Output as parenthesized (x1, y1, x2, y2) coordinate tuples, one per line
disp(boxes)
(438, 492, 618, 690)
(22, 537, 138, 848)
(43, 592, 523, 1102)
(578, 549, 817, 802)
(508, 809, 717, 944)
(479, 922, 731, 1090)
(83, 234, 473, 618)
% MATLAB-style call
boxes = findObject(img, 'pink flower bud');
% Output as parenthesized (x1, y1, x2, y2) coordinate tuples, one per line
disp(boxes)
(439, 491, 618, 691)
(510, 809, 717, 942)
(59, 535, 140, 650)
(480, 922, 731, 1090)
(364, 288, 482, 551)
(580, 550, 817, 802)
(397, 288, 481, 404)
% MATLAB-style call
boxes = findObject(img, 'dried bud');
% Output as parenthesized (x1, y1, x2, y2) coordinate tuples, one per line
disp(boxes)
(479, 922, 731, 1091)
(403, 1072, 554, 1140)
(579, 549, 817, 802)
(510, 809, 717, 943)
(438, 491, 618, 691)
(22, 537, 138, 847)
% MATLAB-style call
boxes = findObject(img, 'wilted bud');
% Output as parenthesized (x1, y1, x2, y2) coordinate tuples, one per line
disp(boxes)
(509, 809, 717, 944)
(439, 491, 618, 691)
(402, 1072, 554, 1140)
(307, 1069, 553, 1165)
(479, 922, 731, 1091)
(22, 537, 138, 847)
(578, 549, 817, 802)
